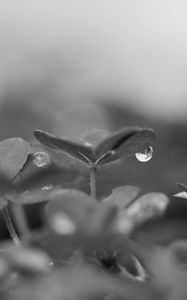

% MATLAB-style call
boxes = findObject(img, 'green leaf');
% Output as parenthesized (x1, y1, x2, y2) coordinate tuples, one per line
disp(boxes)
(103, 185, 140, 209)
(34, 130, 93, 163)
(0, 138, 30, 181)
(95, 127, 156, 165)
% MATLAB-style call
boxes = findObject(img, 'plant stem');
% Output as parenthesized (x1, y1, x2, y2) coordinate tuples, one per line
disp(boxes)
(2, 206, 20, 246)
(89, 163, 97, 199)
(11, 204, 30, 239)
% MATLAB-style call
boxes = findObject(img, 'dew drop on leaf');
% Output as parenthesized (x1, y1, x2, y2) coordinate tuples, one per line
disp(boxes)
(135, 146, 153, 162)
(32, 152, 51, 168)
(50, 212, 76, 235)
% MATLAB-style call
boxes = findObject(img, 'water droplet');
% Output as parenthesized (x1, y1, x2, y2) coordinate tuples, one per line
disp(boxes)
(41, 185, 53, 191)
(33, 152, 51, 168)
(50, 212, 76, 235)
(135, 146, 153, 162)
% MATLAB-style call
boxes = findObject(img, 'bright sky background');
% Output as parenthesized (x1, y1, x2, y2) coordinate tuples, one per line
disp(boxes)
(0, 0, 187, 120)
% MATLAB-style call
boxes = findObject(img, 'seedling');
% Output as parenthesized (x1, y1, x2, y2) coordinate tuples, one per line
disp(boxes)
(34, 127, 155, 198)
(0, 126, 179, 300)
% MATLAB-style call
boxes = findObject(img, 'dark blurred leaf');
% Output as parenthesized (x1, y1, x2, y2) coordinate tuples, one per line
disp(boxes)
(96, 127, 156, 165)
(0, 138, 30, 182)
(103, 185, 140, 209)
(3, 272, 67, 300)
(149, 247, 178, 289)
(174, 183, 187, 199)
(34, 130, 93, 163)
(0, 257, 10, 281)
(169, 240, 187, 265)
(8, 187, 55, 204)
(3, 246, 50, 275)
(88, 204, 117, 236)
(45, 189, 118, 239)
(177, 183, 187, 192)
(0, 197, 8, 210)
(26, 227, 84, 265)
(3, 261, 156, 300)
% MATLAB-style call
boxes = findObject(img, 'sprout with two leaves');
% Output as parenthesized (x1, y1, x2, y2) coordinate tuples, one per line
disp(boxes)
(34, 126, 155, 198)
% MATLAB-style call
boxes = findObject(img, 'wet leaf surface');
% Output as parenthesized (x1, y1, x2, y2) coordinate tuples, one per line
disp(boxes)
(34, 127, 156, 166)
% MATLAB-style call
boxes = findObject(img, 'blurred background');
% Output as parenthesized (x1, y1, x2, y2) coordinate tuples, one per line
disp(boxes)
(0, 0, 187, 199)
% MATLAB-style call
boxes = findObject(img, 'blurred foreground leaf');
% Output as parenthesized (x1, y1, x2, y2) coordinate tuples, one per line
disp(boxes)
(116, 193, 169, 234)
(103, 185, 140, 209)
(45, 189, 116, 238)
